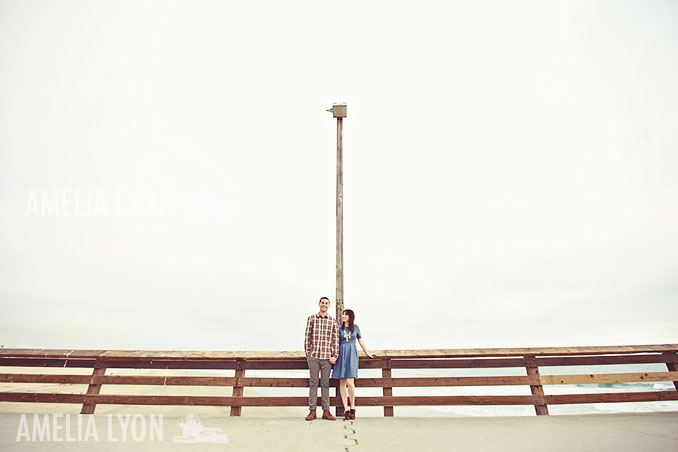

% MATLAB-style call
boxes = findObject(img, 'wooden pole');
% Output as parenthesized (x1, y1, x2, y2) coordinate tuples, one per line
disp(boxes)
(80, 366, 106, 414)
(333, 111, 345, 418)
(230, 360, 245, 416)
(664, 352, 678, 391)
(336, 117, 344, 320)
(525, 356, 549, 415)
(382, 359, 394, 416)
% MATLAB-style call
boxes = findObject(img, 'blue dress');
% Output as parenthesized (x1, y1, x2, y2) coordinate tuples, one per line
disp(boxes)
(331, 324, 361, 380)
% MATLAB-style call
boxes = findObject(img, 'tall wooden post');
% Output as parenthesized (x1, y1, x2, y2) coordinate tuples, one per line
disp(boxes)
(336, 116, 344, 318)
(329, 104, 347, 418)
(328, 103, 347, 320)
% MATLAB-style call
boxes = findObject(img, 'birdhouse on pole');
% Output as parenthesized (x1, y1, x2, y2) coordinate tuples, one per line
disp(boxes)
(327, 103, 347, 118)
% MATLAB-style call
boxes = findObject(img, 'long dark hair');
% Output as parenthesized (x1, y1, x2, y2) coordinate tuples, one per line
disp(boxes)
(342, 309, 355, 334)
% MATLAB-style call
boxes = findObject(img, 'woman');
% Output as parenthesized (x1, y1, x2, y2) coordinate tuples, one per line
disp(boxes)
(331, 309, 376, 420)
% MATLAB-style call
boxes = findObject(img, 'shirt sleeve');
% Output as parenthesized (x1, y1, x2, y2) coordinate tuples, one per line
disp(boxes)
(304, 316, 313, 356)
(355, 324, 362, 339)
(331, 322, 339, 360)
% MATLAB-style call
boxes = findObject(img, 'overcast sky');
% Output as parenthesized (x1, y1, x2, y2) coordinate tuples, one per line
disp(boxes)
(1, 0, 676, 352)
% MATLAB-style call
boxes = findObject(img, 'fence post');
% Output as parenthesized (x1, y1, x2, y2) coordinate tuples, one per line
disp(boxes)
(230, 359, 245, 416)
(382, 358, 394, 417)
(80, 366, 106, 414)
(663, 352, 678, 391)
(525, 355, 548, 415)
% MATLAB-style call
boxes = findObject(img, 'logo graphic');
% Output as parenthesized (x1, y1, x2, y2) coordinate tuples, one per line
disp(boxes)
(172, 416, 229, 444)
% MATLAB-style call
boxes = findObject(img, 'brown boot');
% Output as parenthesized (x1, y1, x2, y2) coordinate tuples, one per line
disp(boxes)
(349, 409, 356, 420)
(322, 410, 336, 420)
(305, 410, 317, 421)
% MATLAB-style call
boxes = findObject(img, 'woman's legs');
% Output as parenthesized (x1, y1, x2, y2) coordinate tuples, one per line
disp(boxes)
(339, 379, 349, 411)
(347, 378, 356, 410)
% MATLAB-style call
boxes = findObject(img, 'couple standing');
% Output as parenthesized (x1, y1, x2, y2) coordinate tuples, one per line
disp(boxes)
(304, 297, 376, 421)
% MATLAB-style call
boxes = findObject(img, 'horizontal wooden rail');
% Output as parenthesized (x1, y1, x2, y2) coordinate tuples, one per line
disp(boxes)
(4, 373, 674, 387)
(1, 345, 677, 416)
(3, 392, 677, 406)
(2, 355, 676, 370)
(2, 344, 677, 359)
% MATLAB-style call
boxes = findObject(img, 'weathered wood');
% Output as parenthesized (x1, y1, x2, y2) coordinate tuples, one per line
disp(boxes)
(0, 350, 107, 359)
(2, 346, 677, 417)
(358, 376, 534, 387)
(382, 364, 394, 416)
(335, 115, 344, 319)
(97, 360, 240, 370)
(230, 362, 245, 416)
(80, 367, 106, 414)
(0, 393, 86, 403)
(0, 358, 239, 370)
(0, 392, 328, 407)
(0, 374, 91, 384)
(0, 375, 532, 388)
(86, 359, 310, 370)
(0, 358, 97, 368)
(388, 358, 530, 369)
(2, 344, 677, 360)
(374, 345, 678, 358)
(358, 395, 538, 406)
(240, 360, 309, 370)
(0, 350, 307, 361)
(663, 352, 678, 391)
(525, 356, 548, 415)
(0, 392, 539, 406)
(4, 354, 672, 370)
(540, 372, 678, 385)
(232, 377, 312, 387)
(94, 375, 238, 386)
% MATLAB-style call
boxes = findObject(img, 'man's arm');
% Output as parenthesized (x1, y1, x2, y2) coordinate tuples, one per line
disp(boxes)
(304, 316, 313, 356)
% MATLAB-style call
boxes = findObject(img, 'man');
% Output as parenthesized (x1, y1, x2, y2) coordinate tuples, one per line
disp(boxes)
(304, 296, 339, 420)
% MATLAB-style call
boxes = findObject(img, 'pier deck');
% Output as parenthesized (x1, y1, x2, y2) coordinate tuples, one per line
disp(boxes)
(1, 412, 677, 451)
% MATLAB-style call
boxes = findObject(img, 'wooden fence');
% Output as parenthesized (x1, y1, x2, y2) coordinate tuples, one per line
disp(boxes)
(1, 345, 677, 416)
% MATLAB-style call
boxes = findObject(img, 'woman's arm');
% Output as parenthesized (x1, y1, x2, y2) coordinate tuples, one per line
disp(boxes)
(357, 338, 376, 358)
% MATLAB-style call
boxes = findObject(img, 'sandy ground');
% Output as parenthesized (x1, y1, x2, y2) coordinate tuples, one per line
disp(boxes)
(1, 412, 677, 452)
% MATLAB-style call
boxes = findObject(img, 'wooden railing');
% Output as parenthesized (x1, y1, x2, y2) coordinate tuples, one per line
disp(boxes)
(1, 345, 677, 416)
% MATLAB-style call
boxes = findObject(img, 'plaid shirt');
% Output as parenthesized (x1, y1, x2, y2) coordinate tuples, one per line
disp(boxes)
(304, 313, 339, 360)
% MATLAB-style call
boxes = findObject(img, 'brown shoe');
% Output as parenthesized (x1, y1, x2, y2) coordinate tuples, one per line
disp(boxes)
(349, 409, 356, 420)
(305, 410, 317, 421)
(343, 409, 351, 421)
(322, 410, 336, 421)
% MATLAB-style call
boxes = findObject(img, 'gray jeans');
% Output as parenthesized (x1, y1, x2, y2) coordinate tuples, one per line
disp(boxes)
(307, 356, 332, 410)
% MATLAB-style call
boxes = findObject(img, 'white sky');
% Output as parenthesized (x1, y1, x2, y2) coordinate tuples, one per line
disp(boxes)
(1, 0, 677, 352)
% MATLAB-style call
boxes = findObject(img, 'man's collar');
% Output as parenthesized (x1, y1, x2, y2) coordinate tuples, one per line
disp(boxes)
(316, 312, 330, 318)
